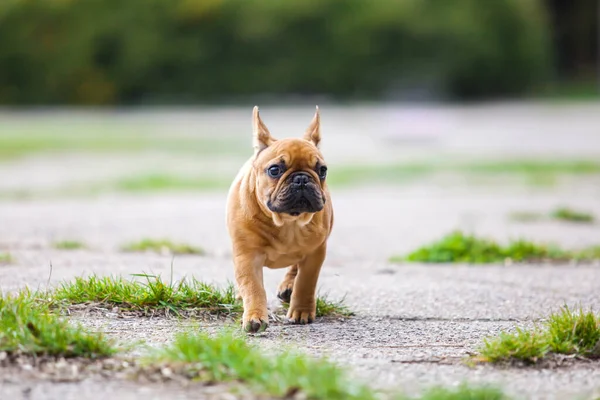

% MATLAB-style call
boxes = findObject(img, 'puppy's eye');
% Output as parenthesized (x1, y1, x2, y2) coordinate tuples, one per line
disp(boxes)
(267, 165, 283, 178)
(319, 166, 328, 179)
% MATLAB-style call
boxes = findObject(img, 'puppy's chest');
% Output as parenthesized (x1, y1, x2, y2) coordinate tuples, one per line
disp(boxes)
(264, 225, 323, 268)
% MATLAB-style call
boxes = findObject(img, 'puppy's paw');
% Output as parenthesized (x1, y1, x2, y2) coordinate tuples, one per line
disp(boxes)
(242, 310, 269, 333)
(276, 282, 293, 303)
(286, 305, 316, 325)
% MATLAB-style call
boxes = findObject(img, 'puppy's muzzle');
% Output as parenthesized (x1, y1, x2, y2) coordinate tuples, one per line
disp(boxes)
(268, 172, 325, 216)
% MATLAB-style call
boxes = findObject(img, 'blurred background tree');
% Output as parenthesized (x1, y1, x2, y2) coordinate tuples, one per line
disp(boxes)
(0, 0, 596, 105)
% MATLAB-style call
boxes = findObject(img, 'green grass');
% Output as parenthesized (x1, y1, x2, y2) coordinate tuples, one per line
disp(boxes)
(49, 274, 352, 319)
(148, 330, 508, 400)
(0, 253, 13, 264)
(328, 159, 600, 188)
(477, 328, 549, 364)
(405, 384, 508, 400)
(477, 306, 600, 364)
(0, 292, 115, 358)
(115, 174, 230, 192)
(53, 240, 87, 250)
(573, 245, 600, 261)
(50, 274, 241, 316)
(147, 329, 377, 399)
(508, 211, 544, 222)
(316, 294, 353, 318)
(551, 207, 595, 223)
(121, 239, 204, 255)
(0, 131, 246, 161)
(391, 231, 600, 264)
(545, 306, 600, 355)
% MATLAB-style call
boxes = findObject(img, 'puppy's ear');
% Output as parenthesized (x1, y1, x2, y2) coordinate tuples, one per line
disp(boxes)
(252, 106, 275, 154)
(303, 106, 321, 147)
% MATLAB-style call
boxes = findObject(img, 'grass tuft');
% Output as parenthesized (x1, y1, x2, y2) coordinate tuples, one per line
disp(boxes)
(0, 253, 13, 264)
(393, 231, 505, 264)
(121, 239, 204, 255)
(0, 132, 246, 161)
(50, 274, 241, 316)
(508, 211, 544, 222)
(551, 207, 595, 223)
(408, 384, 508, 400)
(53, 240, 86, 250)
(148, 331, 507, 400)
(0, 292, 115, 358)
(478, 328, 549, 364)
(148, 330, 376, 400)
(546, 306, 600, 355)
(391, 231, 599, 264)
(477, 306, 600, 364)
(316, 293, 354, 318)
(115, 174, 229, 192)
(50, 274, 352, 320)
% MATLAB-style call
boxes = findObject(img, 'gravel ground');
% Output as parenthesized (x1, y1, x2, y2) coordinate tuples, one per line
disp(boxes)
(1, 104, 600, 399)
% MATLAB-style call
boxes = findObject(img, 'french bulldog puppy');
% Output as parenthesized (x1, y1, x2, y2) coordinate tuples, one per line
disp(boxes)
(226, 106, 333, 333)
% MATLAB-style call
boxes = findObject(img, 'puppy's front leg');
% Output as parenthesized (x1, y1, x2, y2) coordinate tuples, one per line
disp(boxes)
(234, 253, 268, 333)
(287, 244, 326, 324)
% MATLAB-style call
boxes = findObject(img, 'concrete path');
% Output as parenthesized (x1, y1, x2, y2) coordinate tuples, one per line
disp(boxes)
(1, 186, 599, 400)
(1, 104, 600, 399)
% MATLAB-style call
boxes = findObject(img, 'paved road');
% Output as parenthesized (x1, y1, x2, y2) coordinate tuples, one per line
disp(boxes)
(1, 104, 600, 399)
(1, 186, 599, 400)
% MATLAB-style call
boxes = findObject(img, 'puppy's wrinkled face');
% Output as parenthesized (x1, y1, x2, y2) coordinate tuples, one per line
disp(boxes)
(250, 106, 327, 224)
(257, 139, 327, 216)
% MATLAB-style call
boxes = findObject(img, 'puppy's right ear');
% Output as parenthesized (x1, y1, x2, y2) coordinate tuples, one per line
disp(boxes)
(252, 106, 275, 154)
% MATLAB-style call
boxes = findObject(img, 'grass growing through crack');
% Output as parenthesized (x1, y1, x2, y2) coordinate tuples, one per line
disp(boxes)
(316, 295, 353, 318)
(405, 384, 508, 400)
(390, 231, 600, 264)
(148, 330, 507, 400)
(0, 292, 115, 358)
(148, 329, 376, 400)
(50, 275, 352, 319)
(50, 274, 241, 315)
(53, 240, 87, 250)
(477, 306, 600, 364)
(0, 253, 13, 264)
(551, 207, 595, 223)
(121, 239, 204, 255)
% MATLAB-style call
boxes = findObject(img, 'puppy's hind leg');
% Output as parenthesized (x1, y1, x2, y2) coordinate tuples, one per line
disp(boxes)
(276, 264, 298, 303)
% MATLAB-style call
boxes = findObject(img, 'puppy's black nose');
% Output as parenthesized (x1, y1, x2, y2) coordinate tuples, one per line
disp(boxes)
(292, 174, 310, 188)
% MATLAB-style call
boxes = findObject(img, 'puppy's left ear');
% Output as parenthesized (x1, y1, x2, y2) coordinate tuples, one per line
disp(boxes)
(303, 106, 321, 147)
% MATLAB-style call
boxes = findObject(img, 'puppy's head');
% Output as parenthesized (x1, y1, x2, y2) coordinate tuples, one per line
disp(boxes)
(251, 106, 327, 226)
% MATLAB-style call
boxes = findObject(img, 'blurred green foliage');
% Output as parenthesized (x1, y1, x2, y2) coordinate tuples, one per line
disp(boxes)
(0, 0, 551, 105)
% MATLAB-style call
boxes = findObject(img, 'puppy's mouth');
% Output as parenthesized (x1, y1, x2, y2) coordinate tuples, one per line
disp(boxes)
(267, 196, 325, 217)
(267, 190, 324, 216)
(287, 197, 315, 216)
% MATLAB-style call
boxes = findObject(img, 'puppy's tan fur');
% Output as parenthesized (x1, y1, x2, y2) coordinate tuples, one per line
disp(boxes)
(226, 106, 333, 333)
